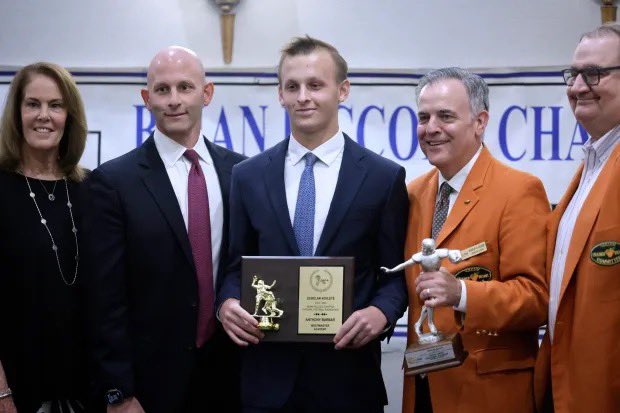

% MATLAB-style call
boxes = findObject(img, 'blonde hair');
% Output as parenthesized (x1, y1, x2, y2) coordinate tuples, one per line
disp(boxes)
(0, 62, 87, 181)
(278, 35, 349, 83)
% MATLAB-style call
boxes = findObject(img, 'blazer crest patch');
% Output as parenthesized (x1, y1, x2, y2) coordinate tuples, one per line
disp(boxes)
(455, 266, 492, 281)
(590, 241, 620, 266)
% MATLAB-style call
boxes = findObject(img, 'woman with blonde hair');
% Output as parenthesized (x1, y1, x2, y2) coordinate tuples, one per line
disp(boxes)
(0, 62, 94, 413)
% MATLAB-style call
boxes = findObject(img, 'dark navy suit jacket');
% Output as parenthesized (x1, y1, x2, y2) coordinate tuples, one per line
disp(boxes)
(87, 136, 246, 412)
(218, 134, 409, 410)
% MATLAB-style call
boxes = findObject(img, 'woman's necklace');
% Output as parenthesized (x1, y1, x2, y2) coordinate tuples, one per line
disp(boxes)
(24, 176, 79, 286)
(39, 179, 58, 201)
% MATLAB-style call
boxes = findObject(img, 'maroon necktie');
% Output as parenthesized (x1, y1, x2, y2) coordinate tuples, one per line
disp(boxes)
(184, 149, 215, 347)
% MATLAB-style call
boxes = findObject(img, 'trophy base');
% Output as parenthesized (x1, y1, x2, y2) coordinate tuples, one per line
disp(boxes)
(256, 316, 280, 331)
(404, 333, 467, 376)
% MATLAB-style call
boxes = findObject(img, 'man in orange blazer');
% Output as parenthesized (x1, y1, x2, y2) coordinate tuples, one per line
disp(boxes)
(534, 23, 620, 413)
(401, 67, 549, 413)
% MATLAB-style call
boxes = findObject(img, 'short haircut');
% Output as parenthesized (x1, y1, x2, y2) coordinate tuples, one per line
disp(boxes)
(278, 35, 348, 83)
(580, 22, 620, 43)
(415, 67, 490, 116)
(0, 62, 87, 181)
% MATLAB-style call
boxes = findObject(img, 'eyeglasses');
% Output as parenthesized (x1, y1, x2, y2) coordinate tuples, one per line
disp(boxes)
(562, 65, 620, 86)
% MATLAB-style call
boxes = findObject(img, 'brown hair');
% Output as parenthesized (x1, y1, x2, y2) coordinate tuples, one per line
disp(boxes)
(0, 62, 87, 181)
(278, 35, 349, 83)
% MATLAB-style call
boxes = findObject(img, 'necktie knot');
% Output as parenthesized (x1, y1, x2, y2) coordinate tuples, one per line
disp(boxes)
(439, 182, 453, 198)
(304, 152, 318, 167)
(184, 149, 200, 167)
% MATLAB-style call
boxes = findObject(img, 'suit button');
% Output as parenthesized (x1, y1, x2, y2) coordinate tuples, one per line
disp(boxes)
(186, 345, 195, 351)
(191, 301, 197, 309)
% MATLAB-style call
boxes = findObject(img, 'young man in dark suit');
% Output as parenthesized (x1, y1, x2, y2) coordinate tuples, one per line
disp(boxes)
(218, 36, 409, 413)
(87, 46, 245, 413)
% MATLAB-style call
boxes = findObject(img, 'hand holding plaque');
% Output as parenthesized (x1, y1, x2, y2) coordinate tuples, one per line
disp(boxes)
(381, 238, 467, 375)
(241, 257, 354, 342)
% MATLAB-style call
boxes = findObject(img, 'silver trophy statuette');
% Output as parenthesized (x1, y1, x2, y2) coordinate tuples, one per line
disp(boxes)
(381, 238, 462, 343)
(381, 238, 467, 375)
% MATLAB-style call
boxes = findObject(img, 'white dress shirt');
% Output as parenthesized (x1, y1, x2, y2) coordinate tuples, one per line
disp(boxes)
(436, 144, 483, 313)
(548, 124, 620, 341)
(153, 128, 224, 286)
(285, 131, 345, 254)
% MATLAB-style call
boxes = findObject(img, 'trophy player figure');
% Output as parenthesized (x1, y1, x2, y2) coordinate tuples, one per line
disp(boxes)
(381, 238, 462, 343)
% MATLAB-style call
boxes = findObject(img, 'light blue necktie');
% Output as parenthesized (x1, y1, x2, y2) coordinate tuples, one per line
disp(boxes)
(293, 153, 318, 256)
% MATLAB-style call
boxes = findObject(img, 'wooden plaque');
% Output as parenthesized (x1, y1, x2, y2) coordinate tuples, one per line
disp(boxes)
(241, 256, 354, 342)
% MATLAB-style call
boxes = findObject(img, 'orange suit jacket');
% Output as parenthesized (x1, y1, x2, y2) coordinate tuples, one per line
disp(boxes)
(534, 143, 620, 413)
(402, 147, 549, 413)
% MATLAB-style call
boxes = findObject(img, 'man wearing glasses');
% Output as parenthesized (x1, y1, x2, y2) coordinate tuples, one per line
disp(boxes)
(534, 23, 620, 413)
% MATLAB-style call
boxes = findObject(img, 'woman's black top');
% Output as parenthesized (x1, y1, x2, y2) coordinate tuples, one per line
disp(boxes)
(0, 170, 90, 412)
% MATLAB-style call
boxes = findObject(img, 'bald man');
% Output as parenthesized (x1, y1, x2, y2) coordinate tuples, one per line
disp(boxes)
(87, 46, 246, 413)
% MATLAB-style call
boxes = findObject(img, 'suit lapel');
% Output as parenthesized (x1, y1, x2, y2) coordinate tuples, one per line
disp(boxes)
(416, 171, 438, 245)
(206, 137, 233, 202)
(559, 145, 620, 301)
(139, 136, 195, 268)
(264, 139, 299, 255)
(205, 137, 233, 289)
(315, 135, 367, 256)
(546, 164, 582, 282)
(435, 147, 490, 247)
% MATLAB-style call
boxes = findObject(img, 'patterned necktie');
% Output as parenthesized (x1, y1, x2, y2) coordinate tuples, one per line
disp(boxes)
(293, 153, 318, 256)
(184, 149, 215, 347)
(431, 182, 453, 240)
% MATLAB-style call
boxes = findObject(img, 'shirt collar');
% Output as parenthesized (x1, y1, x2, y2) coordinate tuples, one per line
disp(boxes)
(287, 130, 345, 166)
(153, 128, 213, 167)
(583, 123, 620, 165)
(438, 144, 483, 194)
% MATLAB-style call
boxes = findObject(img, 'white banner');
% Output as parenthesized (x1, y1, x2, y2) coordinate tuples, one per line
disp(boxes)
(0, 68, 583, 203)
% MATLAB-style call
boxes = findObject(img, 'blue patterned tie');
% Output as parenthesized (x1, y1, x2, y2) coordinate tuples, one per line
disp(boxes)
(294, 153, 318, 256)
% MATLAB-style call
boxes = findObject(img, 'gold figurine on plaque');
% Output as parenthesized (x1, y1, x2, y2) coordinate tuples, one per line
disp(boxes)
(381, 238, 467, 375)
(251, 275, 284, 330)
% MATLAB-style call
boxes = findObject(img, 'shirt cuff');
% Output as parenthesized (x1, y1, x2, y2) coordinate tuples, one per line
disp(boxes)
(454, 280, 467, 313)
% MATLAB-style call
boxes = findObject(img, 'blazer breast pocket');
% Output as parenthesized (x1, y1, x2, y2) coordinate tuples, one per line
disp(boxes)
(588, 225, 620, 302)
(345, 205, 377, 222)
(453, 241, 496, 282)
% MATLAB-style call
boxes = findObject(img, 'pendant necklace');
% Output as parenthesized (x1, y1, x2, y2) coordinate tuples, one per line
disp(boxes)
(39, 179, 58, 201)
(25, 176, 79, 286)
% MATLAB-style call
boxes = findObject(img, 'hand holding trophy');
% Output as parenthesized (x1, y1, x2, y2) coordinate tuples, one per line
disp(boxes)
(381, 238, 467, 375)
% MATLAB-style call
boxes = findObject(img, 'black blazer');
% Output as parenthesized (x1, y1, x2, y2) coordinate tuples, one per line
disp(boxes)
(218, 134, 409, 410)
(86, 135, 245, 411)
